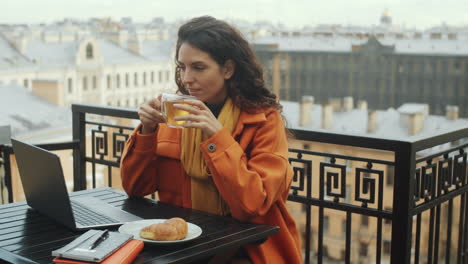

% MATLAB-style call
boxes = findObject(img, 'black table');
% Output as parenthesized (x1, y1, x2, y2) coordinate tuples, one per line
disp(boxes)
(0, 187, 279, 264)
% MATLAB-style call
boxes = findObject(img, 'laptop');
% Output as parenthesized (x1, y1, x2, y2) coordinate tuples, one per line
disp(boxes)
(11, 138, 142, 230)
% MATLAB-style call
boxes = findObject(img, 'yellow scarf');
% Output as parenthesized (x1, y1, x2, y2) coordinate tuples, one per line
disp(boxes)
(181, 98, 240, 216)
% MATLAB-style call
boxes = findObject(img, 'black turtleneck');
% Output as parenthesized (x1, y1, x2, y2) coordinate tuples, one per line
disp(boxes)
(205, 99, 226, 118)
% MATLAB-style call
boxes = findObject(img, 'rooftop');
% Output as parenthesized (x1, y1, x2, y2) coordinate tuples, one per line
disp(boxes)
(0, 84, 71, 140)
(281, 101, 468, 140)
(254, 35, 468, 55)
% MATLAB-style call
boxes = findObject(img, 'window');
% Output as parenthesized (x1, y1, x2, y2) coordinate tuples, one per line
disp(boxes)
(116, 74, 120, 88)
(134, 72, 138, 86)
(107, 75, 111, 89)
(158, 71, 162, 83)
(68, 78, 73, 93)
(135, 98, 138, 106)
(125, 73, 129, 87)
(323, 216, 329, 234)
(342, 219, 347, 235)
(345, 186, 351, 202)
(361, 215, 369, 227)
(166, 70, 170, 81)
(83, 76, 88, 90)
(386, 166, 394, 186)
(384, 207, 392, 224)
(23, 79, 29, 88)
(86, 43, 93, 59)
(323, 246, 329, 257)
(430, 33, 442, 39)
(143, 72, 147, 86)
(126, 99, 130, 106)
(359, 242, 368, 257)
(92, 76, 97, 89)
(383, 240, 391, 255)
(151, 71, 154, 83)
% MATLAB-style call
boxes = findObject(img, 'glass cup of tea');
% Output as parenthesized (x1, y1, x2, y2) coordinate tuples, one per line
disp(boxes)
(161, 93, 195, 128)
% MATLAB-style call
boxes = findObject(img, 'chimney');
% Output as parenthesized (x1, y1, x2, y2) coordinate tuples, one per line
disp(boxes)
(12, 34, 29, 54)
(357, 100, 368, 111)
(106, 30, 130, 47)
(446, 105, 459, 120)
(343, 96, 354, 111)
(321, 104, 333, 129)
(127, 36, 141, 55)
(408, 113, 424, 136)
(328, 98, 341, 112)
(299, 96, 314, 127)
(367, 110, 378, 133)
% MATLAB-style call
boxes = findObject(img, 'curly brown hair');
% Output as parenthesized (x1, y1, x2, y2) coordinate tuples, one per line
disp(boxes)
(175, 16, 281, 112)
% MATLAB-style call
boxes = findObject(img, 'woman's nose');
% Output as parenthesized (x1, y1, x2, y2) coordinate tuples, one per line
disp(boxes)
(181, 70, 194, 84)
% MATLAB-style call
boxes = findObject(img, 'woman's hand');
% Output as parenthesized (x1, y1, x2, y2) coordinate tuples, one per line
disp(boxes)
(173, 99, 223, 138)
(138, 95, 165, 134)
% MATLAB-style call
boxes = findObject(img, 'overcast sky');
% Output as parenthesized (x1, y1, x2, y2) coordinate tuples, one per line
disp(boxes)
(2, 0, 467, 29)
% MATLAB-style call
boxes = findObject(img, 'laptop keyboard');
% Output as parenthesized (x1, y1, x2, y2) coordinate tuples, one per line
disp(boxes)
(71, 201, 119, 226)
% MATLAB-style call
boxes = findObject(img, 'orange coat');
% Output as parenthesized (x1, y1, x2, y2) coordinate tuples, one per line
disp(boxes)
(120, 108, 303, 264)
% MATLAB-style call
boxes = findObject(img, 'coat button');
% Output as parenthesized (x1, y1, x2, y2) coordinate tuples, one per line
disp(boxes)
(207, 143, 217, 153)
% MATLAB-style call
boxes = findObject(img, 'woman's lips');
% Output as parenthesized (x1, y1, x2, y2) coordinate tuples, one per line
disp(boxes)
(188, 89, 201, 95)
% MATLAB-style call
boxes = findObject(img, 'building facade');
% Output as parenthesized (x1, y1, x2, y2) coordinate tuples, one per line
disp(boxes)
(0, 19, 177, 108)
(254, 32, 468, 117)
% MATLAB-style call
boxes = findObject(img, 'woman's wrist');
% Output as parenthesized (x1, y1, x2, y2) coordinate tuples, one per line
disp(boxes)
(140, 123, 159, 134)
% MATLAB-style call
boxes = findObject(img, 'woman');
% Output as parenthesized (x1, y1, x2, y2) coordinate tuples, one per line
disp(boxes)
(121, 16, 302, 264)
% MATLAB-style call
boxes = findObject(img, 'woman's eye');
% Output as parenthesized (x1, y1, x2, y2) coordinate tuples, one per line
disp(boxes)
(194, 65, 205, 70)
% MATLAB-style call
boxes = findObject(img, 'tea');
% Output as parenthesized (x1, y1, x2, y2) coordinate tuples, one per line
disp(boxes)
(160, 93, 195, 128)
(163, 100, 190, 128)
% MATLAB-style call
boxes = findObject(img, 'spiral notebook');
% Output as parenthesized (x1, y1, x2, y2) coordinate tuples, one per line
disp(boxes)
(52, 230, 133, 263)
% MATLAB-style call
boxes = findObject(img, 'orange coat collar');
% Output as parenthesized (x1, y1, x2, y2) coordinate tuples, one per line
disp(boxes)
(232, 110, 268, 138)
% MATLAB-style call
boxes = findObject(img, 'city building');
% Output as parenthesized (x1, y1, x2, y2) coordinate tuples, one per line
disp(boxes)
(252, 13, 468, 117)
(0, 18, 177, 108)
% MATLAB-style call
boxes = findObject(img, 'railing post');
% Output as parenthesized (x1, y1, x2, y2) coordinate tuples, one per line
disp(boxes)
(0, 146, 13, 203)
(72, 107, 86, 191)
(391, 142, 415, 264)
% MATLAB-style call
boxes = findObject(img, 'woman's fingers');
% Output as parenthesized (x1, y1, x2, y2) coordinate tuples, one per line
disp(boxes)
(138, 102, 165, 127)
(147, 97, 162, 110)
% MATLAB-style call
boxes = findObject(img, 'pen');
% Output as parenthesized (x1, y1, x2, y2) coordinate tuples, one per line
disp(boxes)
(89, 230, 109, 250)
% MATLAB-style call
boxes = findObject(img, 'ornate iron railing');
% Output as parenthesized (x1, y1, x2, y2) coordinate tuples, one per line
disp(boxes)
(0, 103, 467, 264)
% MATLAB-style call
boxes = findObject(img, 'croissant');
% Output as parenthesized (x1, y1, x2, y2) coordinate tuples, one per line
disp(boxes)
(140, 217, 188, 241)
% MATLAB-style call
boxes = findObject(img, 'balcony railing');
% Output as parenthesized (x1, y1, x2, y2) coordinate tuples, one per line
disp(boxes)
(1, 103, 467, 264)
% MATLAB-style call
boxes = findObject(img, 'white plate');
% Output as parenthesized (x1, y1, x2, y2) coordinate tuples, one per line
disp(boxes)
(118, 219, 202, 244)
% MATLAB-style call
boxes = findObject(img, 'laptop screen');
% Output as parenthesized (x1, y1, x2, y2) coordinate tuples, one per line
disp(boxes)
(11, 139, 77, 229)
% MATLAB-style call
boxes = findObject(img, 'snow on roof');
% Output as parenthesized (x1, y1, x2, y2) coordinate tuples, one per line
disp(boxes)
(140, 38, 174, 62)
(25, 39, 78, 66)
(254, 36, 363, 53)
(0, 84, 71, 137)
(254, 35, 468, 56)
(397, 103, 429, 115)
(98, 39, 148, 64)
(281, 100, 468, 140)
(0, 34, 33, 69)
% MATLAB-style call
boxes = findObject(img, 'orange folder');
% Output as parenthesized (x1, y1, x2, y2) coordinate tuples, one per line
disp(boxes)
(52, 240, 144, 264)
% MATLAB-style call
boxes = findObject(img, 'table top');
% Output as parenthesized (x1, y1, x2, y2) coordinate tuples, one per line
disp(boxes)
(0, 187, 279, 264)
